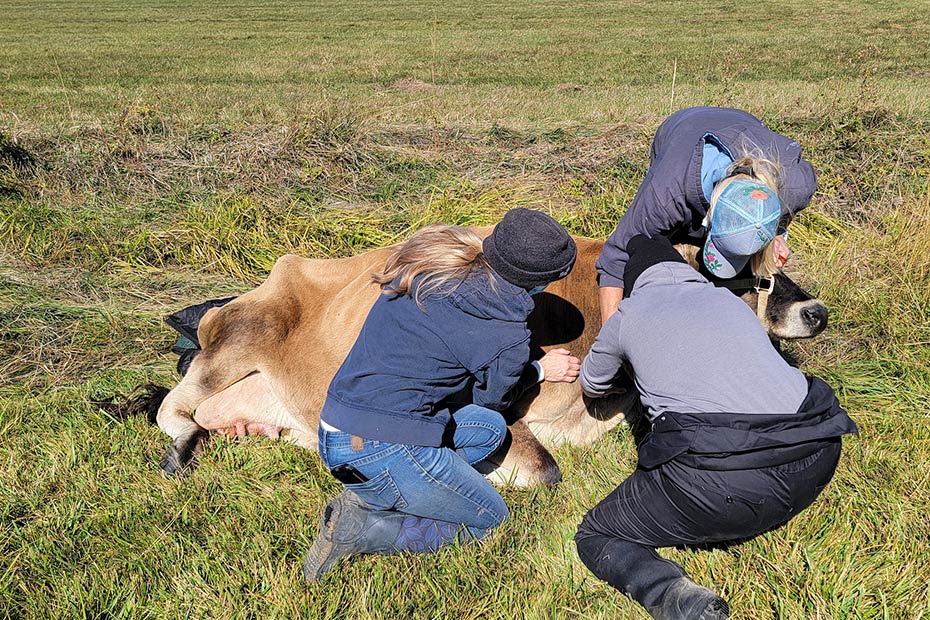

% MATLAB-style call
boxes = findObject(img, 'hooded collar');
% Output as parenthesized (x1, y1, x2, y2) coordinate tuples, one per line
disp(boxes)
(448, 269, 535, 322)
(628, 262, 709, 298)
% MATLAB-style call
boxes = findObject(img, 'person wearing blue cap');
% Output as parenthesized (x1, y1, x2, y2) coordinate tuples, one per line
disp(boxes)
(303, 208, 581, 581)
(574, 235, 857, 620)
(596, 107, 817, 324)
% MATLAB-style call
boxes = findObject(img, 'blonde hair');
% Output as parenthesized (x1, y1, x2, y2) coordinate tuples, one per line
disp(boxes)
(708, 155, 783, 277)
(371, 224, 491, 306)
(750, 243, 778, 277)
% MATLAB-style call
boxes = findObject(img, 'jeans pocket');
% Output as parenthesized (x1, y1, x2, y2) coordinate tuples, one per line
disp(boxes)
(769, 443, 841, 519)
(344, 469, 408, 511)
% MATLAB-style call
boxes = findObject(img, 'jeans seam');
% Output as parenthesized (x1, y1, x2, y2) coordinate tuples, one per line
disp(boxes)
(347, 444, 405, 468)
(456, 421, 501, 432)
(345, 469, 408, 511)
(402, 445, 506, 524)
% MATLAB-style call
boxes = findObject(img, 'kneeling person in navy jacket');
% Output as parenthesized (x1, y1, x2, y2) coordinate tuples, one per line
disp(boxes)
(575, 235, 857, 620)
(305, 208, 581, 582)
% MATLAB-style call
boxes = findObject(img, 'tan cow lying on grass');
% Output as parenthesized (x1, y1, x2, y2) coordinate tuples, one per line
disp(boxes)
(151, 230, 828, 486)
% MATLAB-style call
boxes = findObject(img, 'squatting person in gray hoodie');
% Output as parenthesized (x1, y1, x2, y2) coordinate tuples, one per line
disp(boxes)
(574, 235, 857, 620)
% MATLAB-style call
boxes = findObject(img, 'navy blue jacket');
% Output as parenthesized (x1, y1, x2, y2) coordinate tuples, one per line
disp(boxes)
(596, 107, 818, 287)
(638, 376, 858, 471)
(321, 270, 535, 447)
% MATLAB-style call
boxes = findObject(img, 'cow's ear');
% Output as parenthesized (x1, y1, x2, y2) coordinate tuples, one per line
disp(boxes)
(674, 244, 700, 270)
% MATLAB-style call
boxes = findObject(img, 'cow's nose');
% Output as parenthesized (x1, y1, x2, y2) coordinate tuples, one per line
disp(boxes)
(801, 304, 828, 333)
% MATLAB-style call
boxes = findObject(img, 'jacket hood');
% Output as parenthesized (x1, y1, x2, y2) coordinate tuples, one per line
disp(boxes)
(448, 269, 535, 322)
(623, 234, 688, 296)
(629, 261, 709, 297)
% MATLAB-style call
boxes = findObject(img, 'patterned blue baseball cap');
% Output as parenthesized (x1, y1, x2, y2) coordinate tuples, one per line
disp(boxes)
(702, 178, 781, 278)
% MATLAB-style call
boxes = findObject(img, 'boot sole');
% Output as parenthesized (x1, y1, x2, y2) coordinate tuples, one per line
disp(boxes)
(698, 598, 730, 620)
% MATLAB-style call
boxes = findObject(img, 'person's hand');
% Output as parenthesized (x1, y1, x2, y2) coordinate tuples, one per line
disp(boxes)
(538, 348, 581, 383)
(773, 233, 791, 268)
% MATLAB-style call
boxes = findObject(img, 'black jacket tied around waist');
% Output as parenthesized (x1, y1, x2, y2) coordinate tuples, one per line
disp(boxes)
(637, 376, 858, 471)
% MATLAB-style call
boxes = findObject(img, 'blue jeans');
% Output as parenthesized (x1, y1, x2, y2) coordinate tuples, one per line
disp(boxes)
(319, 404, 510, 545)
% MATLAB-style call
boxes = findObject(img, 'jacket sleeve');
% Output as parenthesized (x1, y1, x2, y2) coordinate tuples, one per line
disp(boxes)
(779, 158, 818, 224)
(580, 310, 627, 398)
(471, 337, 533, 411)
(596, 181, 689, 288)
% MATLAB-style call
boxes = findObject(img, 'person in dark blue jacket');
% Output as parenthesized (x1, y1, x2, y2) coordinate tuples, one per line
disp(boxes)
(576, 235, 857, 620)
(596, 107, 817, 324)
(304, 208, 581, 582)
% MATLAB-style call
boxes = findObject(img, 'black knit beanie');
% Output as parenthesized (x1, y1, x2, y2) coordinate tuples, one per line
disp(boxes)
(622, 234, 686, 298)
(483, 208, 577, 290)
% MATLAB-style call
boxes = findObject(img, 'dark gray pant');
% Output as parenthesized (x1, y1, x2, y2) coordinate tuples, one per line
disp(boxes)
(574, 441, 841, 611)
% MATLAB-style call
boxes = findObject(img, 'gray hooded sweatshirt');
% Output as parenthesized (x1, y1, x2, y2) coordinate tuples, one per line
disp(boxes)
(580, 261, 808, 421)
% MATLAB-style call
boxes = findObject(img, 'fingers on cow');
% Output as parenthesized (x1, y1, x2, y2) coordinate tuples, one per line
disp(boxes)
(539, 347, 581, 383)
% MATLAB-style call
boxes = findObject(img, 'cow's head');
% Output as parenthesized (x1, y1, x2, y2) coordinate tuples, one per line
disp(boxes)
(740, 271, 827, 340)
(674, 244, 828, 339)
(722, 272, 828, 339)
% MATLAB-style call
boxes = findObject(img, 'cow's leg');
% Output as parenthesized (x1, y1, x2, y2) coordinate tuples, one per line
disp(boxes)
(156, 371, 212, 477)
(156, 349, 256, 477)
(476, 420, 562, 488)
(524, 390, 642, 448)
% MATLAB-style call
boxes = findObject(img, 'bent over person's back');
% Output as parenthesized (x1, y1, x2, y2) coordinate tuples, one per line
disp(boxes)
(581, 252, 808, 420)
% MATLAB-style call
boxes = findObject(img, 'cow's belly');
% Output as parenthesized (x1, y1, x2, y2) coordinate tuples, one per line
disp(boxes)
(194, 372, 318, 449)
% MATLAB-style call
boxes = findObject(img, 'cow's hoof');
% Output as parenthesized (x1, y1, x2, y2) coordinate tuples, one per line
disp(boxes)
(538, 461, 562, 489)
(160, 430, 209, 478)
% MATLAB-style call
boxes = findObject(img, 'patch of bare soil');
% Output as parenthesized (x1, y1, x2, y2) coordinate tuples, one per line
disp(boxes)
(389, 78, 441, 93)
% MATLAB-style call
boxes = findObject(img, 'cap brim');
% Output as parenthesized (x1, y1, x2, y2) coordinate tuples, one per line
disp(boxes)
(702, 237, 749, 279)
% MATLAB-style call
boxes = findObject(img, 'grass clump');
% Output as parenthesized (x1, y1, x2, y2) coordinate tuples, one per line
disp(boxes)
(0, 131, 37, 197)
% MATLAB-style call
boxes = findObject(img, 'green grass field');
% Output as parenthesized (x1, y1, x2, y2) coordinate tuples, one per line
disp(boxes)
(2, 1, 929, 618)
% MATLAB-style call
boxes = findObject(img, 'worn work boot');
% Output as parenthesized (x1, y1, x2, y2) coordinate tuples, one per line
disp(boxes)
(647, 576, 730, 620)
(302, 490, 404, 582)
